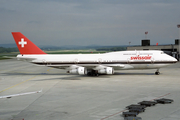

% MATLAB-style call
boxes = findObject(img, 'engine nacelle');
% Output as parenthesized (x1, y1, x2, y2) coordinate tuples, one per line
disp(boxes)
(98, 67, 114, 75)
(67, 67, 86, 75)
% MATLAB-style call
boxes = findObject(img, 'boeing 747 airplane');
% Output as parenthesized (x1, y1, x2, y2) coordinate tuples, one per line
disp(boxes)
(12, 32, 177, 76)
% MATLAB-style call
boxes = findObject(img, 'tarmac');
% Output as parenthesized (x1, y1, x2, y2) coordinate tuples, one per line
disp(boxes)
(0, 59, 180, 120)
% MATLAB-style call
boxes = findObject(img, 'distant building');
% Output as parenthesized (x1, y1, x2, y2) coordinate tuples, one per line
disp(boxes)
(127, 39, 180, 61)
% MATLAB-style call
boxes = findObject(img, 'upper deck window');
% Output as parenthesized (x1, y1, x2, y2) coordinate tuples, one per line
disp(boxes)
(140, 53, 153, 55)
(123, 53, 136, 55)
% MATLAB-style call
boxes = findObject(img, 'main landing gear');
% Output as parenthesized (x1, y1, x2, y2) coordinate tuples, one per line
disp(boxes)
(87, 70, 99, 76)
(155, 69, 160, 75)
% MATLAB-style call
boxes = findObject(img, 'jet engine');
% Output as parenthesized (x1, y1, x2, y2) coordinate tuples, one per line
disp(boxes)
(67, 67, 87, 75)
(98, 67, 114, 75)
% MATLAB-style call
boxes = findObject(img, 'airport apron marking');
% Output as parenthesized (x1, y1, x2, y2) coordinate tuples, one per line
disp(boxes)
(0, 68, 51, 93)
(0, 76, 37, 93)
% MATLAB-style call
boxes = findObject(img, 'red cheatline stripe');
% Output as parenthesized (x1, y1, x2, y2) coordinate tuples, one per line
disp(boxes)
(100, 93, 171, 120)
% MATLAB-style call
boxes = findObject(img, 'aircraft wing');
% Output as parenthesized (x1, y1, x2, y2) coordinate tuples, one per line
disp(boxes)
(0, 90, 42, 99)
(107, 64, 125, 69)
(49, 64, 125, 70)
(93, 64, 125, 70)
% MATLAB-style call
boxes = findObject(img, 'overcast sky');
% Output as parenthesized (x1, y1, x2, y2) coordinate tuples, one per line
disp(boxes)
(0, 0, 180, 46)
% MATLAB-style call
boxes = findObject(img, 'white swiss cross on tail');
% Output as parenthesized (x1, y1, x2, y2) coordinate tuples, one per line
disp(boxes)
(19, 38, 27, 48)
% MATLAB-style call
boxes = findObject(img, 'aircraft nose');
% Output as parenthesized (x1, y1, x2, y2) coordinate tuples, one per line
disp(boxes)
(172, 56, 178, 62)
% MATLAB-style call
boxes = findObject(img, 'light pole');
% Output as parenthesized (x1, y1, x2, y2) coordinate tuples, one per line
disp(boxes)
(177, 24, 180, 60)
(145, 31, 148, 39)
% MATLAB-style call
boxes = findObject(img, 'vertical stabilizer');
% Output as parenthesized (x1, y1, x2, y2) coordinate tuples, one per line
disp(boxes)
(12, 32, 46, 54)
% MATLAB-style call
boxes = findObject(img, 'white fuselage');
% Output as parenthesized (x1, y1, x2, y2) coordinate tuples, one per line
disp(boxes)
(17, 50, 177, 72)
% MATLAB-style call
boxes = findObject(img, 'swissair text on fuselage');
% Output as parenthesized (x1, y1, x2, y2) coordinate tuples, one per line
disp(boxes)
(130, 55, 152, 60)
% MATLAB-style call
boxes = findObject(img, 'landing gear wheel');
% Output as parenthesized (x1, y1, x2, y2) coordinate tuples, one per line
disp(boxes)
(92, 73, 99, 77)
(87, 72, 91, 76)
(155, 69, 160, 75)
(155, 72, 160, 75)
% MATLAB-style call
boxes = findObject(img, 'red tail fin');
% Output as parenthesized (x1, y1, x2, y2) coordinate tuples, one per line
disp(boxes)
(12, 32, 46, 54)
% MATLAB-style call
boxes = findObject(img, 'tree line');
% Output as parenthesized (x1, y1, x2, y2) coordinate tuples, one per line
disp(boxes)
(96, 47, 127, 51)
(0, 47, 19, 53)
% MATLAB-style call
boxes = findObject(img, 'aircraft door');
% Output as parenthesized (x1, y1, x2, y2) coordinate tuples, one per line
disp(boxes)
(136, 51, 140, 56)
(74, 59, 79, 64)
(127, 58, 130, 64)
(151, 57, 154, 64)
(42, 59, 47, 65)
(98, 58, 102, 64)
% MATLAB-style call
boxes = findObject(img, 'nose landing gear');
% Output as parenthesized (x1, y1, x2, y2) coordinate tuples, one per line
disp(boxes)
(155, 69, 160, 75)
